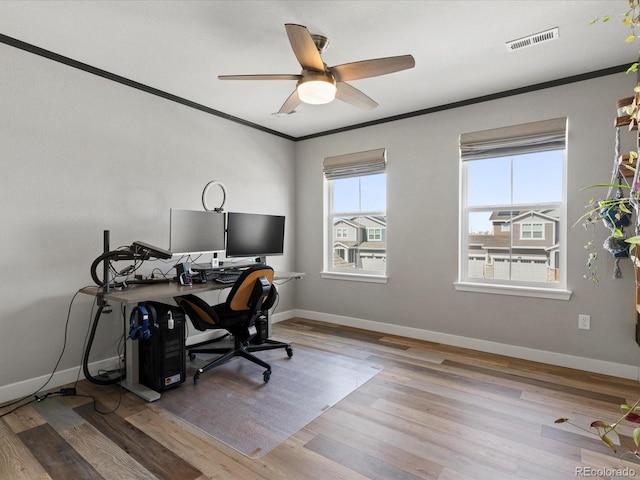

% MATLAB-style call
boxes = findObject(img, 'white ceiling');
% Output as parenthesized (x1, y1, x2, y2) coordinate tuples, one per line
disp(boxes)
(0, 1, 636, 139)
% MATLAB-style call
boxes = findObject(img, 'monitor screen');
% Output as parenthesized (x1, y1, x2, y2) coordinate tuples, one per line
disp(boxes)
(169, 209, 226, 255)
(225, 212, 285, 258)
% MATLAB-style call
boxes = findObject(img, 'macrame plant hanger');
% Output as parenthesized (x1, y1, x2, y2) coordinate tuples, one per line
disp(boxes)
(603, 127, 632, 278)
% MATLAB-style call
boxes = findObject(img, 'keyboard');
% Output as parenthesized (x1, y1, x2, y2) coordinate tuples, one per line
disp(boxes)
(200, 270, 241, 284)
(213, 274, 241, 284)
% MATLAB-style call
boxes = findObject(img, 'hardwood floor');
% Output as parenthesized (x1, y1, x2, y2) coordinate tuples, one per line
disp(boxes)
(2, 317, 640, 479)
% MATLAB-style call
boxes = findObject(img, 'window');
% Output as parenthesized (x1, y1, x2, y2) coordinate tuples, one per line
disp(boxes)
(322, 148, 387, 281)
(368, 228, 383, 241)
(457, 118, 569, 299)
(521, 222, 544, 240)
(336, 227, 348, 239)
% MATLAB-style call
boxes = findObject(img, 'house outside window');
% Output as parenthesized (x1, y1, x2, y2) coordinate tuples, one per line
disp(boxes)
(322, 148, 387, 282)
(456, 118, 569, 299)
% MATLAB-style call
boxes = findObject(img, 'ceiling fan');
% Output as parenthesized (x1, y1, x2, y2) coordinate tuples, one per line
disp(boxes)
(218, 23, 415, 114)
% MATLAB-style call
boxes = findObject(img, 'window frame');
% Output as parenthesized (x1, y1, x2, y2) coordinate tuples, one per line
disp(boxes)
(323, 174, 388, 282)
(321, 148, 388, 283)
(455, 118, 571, 300)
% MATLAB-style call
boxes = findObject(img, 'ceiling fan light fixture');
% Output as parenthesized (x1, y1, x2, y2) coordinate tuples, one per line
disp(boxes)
(296, 70, 336, 105)
(297, 80, 336, 104)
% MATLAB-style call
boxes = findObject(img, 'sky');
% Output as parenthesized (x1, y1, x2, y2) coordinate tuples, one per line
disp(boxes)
(332, 173, 386, 214)
(466, 150, 563, 233)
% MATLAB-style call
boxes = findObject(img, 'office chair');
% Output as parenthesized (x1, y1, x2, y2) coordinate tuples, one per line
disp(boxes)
(174, 265, 293, 384)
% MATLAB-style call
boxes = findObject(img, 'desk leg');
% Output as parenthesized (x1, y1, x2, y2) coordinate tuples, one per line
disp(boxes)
(121, 309, 160, 402)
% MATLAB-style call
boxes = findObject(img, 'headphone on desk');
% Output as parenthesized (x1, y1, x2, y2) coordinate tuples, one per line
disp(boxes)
(129, 304, 151, 341)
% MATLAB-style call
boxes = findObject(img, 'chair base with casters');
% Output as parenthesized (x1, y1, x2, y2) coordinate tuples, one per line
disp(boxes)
(187, 334, 293, 384)
(175, 265, 293, 384)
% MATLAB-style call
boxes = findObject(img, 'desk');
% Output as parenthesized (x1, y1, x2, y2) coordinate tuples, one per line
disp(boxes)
(81, 271, 303, 402)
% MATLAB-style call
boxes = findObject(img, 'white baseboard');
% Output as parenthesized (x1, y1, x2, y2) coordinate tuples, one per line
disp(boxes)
(292, 309, 640, 382)
(0, 356, 121, 405)
(272, 309, 295, 324)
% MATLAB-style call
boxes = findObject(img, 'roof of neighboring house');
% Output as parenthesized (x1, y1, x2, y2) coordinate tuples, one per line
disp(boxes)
(489, 211, 521, 222)
(489, 209, 559, 224)
(359, 241, 386, 250)
(468, 234, 511, 248)
(334, 215, 387, 228)
(334, 241, 358, 248)
(334, 218, 362, 229)
(510, 210, 559, 223)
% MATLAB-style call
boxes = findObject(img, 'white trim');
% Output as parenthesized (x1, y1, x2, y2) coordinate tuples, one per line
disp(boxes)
(320, 271, 388, 283)
(271, 309, 296, 323)
(293, 309, 639, 381)
(0, 356, 121, 405)
(454, 281, 571, 300)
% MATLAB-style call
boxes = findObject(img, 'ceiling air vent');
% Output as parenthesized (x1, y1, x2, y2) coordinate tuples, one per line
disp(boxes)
(506, 27, 559, 52)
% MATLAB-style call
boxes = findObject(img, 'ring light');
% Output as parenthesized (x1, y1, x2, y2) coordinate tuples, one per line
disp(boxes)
(202, 180, 227, 212)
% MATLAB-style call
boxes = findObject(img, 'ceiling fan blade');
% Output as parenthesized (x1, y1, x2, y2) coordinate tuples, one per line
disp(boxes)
(285, 23, 325, 72)
(335, 82, 378, 110)
(277, 89, 302, 114)
(330, 55, 415, 82)
(218, 74, 302, 81)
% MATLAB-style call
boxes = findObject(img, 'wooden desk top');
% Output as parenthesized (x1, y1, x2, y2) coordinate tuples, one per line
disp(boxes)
(81, 271, 304, 305)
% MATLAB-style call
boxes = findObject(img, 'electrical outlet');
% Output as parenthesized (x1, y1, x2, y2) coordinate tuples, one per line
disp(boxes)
(578, 314, 591, 330)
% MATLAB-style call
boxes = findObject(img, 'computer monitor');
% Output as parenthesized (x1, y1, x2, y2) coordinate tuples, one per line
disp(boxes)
(225, 212, 285, 259)
(169, 209, 226, 256)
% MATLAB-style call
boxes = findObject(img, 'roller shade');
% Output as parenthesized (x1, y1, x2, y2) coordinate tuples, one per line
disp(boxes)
(460, 117, 567, 161)
(323, 148, 386, 180)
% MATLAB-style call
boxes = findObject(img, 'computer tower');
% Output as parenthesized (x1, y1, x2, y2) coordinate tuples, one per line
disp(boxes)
(138, 301, 186, 392)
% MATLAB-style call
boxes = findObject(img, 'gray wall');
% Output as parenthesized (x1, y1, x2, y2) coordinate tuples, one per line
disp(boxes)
(294, 72, 640, 377)
(0, 43, 296, 400)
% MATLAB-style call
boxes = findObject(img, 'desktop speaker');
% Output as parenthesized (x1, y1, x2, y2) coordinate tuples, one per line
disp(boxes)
(250, 313, 269, 345)
(138, 301, 186, 392)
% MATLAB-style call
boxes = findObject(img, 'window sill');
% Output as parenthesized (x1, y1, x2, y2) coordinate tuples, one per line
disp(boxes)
(320, 271, 388, 284)
(454, 281, 572, 300)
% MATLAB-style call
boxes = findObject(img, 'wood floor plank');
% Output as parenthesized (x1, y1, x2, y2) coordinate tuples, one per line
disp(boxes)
(371, 397, 585, 476)
(17, 423, 103, 480)
(304, 433, 425, 480)
(0, 419, 51, 480)
(74, 402, 202, 480)
(33, 398, 157, 480)
(306, 413, 444, 479)
(325, 399, 521, 480)
(128, 405, 262, 480)
(2, 405, 47, 434)
(443, 359, 627, 404)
